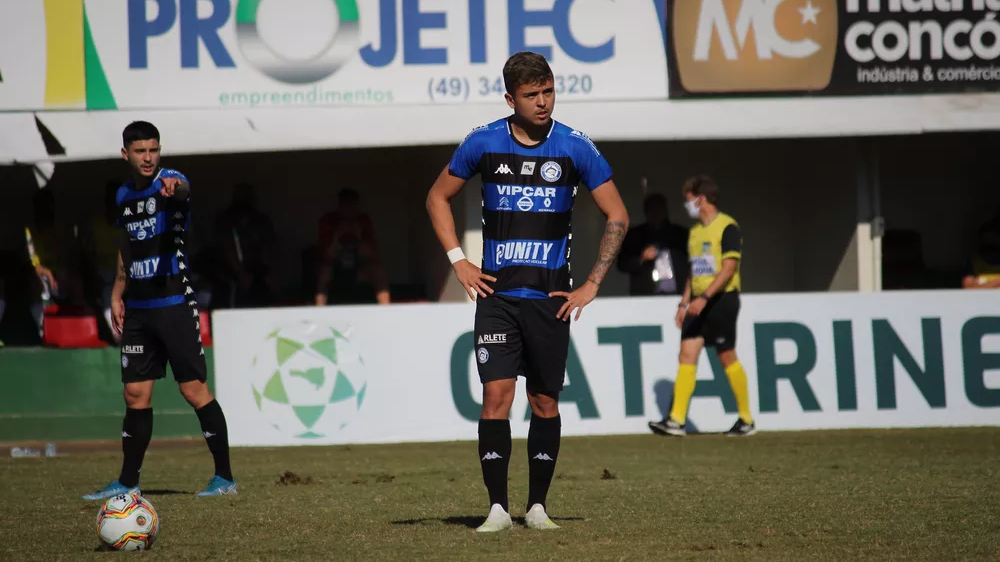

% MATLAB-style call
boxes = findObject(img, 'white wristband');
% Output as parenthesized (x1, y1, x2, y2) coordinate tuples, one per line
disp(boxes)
(447, 247, 466, 265)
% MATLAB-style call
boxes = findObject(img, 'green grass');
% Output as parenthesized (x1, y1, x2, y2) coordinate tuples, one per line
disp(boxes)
(1, 429, 998, 561)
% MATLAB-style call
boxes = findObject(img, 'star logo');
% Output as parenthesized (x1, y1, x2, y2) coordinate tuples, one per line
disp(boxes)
(799, 0, 820, 25)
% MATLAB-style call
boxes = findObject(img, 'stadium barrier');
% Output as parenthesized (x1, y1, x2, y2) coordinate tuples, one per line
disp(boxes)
(212, 291, 1000, 447)
(0, 348, 215, 442)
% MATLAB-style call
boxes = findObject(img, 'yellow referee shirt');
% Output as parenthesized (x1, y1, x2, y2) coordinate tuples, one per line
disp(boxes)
(688, 213, 742, 297)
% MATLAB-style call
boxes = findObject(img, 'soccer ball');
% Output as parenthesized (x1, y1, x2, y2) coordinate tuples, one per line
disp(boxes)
(250, 321, 367, 439)
(96, 493, 160, 551)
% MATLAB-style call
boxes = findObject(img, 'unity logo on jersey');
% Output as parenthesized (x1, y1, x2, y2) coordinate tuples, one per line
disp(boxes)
(671, 0, 838, 92)
(235, 0, 360, 84)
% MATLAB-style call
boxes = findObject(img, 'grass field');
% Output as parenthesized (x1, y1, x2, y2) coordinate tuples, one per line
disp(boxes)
(1, 428, 998, 561)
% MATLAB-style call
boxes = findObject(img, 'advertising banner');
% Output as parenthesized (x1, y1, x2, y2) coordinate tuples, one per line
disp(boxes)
(666, 0, 1000, 97)
(0, 0, 668, 112)
(212, 291, 1000, 447)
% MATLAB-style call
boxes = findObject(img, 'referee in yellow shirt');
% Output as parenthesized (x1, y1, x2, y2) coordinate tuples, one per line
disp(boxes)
(649, 175, 756, 437)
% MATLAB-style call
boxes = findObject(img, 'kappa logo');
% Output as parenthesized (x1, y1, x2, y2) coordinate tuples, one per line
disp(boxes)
(495, 164, 513, 175)
(123, 208, 133, 216)
(173, 225, 184, 232)
(672, 0, 837, 92)
(481, 451, 503, 460)
(532, 453, 555, 461)
(173, 212, 184, 220)
(521, 161, 536, 175)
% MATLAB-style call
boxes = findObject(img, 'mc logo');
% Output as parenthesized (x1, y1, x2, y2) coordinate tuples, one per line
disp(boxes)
(671, 0, 839, 92)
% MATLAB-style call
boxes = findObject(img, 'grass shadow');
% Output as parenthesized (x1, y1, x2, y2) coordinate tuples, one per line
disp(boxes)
(392, 515, 586, 529)
(141, 489, 188, 496)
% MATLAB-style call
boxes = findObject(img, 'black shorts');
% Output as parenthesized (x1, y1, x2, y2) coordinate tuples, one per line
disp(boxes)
(120, 303, 206, 384)
(681, 292, 740, 351)
(474, 295, 570, 395)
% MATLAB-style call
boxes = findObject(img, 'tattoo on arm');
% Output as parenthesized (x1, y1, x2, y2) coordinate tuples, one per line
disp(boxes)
(117, 261, 127, 282)
(588, 220, 627, 285)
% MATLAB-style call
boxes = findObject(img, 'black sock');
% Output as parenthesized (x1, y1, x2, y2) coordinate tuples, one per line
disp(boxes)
(195, 400, 233, 481)
(527, 414, 561, 510)
(118, 407, 153, 488)
(478, 419, 512, 512)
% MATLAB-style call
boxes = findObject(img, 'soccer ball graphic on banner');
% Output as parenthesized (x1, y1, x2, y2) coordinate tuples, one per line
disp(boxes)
(250, 322, 367, 439)
(96, 493, 160, 551)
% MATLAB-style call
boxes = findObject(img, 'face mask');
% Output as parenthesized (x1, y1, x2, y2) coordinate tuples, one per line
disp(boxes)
(684, 199, 701, 219)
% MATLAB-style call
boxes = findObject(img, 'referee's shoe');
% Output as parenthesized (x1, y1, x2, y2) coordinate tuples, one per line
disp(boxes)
(648, 417, 686, 437)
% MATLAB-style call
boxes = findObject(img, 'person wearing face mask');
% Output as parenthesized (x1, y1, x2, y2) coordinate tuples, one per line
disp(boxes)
(962, 209, 1000, 290)
(648, 175, 756, 438)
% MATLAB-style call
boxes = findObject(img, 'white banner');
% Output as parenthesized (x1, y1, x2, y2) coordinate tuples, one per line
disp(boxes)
(212, 291, 1000, 447)
(0, 0, 668, 112)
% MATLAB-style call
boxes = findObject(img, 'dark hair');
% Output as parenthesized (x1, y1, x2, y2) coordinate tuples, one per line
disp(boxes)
(122, 121, 160, 148)
(338, 188, 360, 204)
(643, 193, 667, 214)
(683, 175, 720, 206)
(502, 52, 554, 95)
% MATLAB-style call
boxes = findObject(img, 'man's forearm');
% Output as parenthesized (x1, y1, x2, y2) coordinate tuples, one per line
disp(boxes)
(587, 218, 628, 285)
(680, 278, 692, 305)
(112, 253, 127, 300)
(700, 261, 737, 298)
(426, 194, 462, 254)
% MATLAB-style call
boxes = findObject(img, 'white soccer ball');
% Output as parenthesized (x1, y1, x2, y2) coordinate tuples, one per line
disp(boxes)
(96, 493, 160, 551)
(250, 321, 367, 439)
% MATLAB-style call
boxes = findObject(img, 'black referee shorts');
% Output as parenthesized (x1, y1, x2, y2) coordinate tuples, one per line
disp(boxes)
(120, 303, 207, 384)
(473, 295, 570, 395)
(681, 292, 740, 352)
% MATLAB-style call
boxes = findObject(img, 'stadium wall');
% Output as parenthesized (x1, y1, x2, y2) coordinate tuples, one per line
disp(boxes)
(0, 347, 214, 443)
(211, 291, 1000, 447)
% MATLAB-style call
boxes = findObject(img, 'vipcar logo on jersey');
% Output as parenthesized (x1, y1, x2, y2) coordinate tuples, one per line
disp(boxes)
(671, 0, 837, 92)
(126, 217, 158, 241)
(540, 161, 562, 182)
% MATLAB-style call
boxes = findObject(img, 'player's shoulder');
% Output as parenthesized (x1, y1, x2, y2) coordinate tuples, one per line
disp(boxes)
(552, 121, 602, 155)
(719, 213, 740, 228)
(460, 118, 508, 145)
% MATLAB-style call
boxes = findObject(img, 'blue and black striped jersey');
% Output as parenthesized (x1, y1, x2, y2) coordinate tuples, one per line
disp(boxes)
(449, 118, 612, 299)
(117, 168, 195, 309)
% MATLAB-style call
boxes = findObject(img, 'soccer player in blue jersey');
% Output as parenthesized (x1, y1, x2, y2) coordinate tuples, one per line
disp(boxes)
(426, 52, 629, 532)
(82, 121, 237, 499)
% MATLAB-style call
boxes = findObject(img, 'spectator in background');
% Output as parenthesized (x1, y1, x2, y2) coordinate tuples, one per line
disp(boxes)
(215, 182, 277, 308)
(963, 208, 1000, 290)
(617, 193, 689, 296)
(25, 189, 62, 336)
(315, 188, 390, 306)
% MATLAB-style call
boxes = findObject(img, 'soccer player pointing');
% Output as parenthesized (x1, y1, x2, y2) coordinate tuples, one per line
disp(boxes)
(427, 52, 628, 532)
(83, 121, 237, 500)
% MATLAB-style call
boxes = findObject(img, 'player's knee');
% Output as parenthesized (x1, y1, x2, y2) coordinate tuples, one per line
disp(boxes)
(717, 349, 738, 367)
(123, 385, 151, 409)
(528, 392, 559, 417)
(179, 381, 213, 409)
(481, 381, 515, 419)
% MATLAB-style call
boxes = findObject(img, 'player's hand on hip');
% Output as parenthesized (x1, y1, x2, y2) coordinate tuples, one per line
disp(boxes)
(453, 260, 497, 299)
(111, 299, 126, 335)
(159, 176, 182, 198)
(454, 260, 496, 300)
(549, 280, 599, 322)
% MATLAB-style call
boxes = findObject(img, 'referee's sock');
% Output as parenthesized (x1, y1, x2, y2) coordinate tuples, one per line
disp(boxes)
(196, 400, 234, 482)
(478, 419, 511, 512)
(669, 364, 698, 424)
(724, 361, 754, 423)
(527, 414, 561, 510)
(118, 407, 153, 488)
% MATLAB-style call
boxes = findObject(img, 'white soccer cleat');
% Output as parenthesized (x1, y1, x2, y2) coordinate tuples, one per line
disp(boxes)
(475, 504, 513, 533)
(525, 504, 560, 530)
